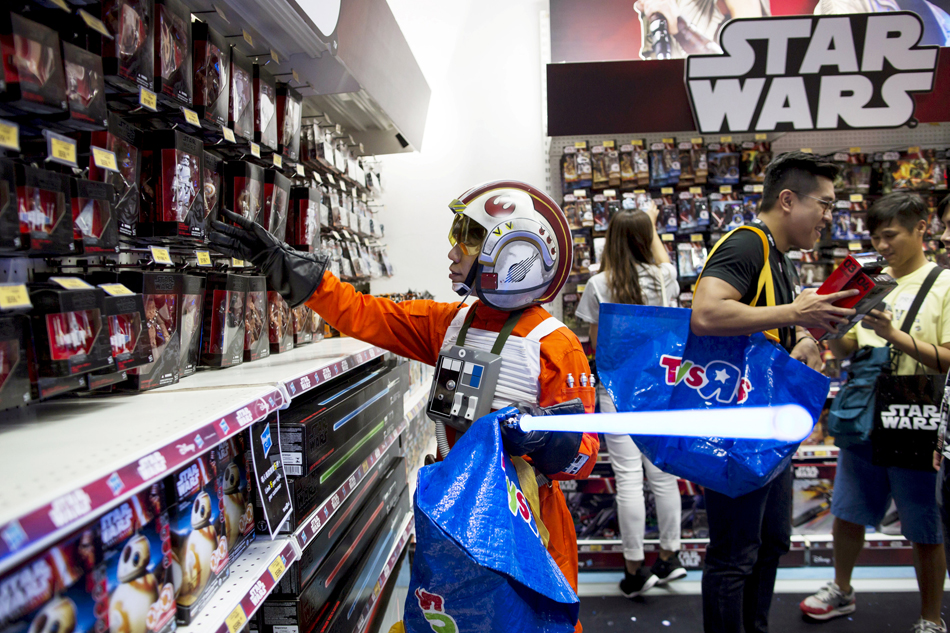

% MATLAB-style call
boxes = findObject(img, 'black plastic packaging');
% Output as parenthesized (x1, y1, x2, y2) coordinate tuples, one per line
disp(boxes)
(192, 22, 229, 127)
(102, 0, 155, 91)
(71, 179, 118, 254)
(62, 43, 108, 130)
(253, 63, 277, 150)
(153, 0, 192, 105)
(0, 13, 68, 115)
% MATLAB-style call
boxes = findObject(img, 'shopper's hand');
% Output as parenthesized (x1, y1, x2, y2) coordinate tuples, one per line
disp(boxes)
(862, 308, 897, 342)
(791, 288, 859, 334)
(791, 337, 823, 371)
(934, 450, 942, 472)
(644, 199, 660, 225)
(634, 0, 681, 33)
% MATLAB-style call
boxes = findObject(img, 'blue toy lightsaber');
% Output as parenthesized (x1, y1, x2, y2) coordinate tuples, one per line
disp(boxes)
(518, 404, 814, 442)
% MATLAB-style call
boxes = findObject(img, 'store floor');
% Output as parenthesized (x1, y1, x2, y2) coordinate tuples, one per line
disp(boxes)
(577, 568, 945, 632)
(381, 565, 947, 631)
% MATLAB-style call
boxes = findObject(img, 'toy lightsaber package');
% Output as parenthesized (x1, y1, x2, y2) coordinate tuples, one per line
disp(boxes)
(806, 253, 897, 341)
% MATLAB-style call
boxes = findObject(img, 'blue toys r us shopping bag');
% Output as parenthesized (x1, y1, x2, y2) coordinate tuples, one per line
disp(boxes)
(596, 303, 830, 498)
(403, 414, 578, 633)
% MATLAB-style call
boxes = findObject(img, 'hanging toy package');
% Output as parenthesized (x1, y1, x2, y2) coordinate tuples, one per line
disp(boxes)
(403, 413, 579, 633)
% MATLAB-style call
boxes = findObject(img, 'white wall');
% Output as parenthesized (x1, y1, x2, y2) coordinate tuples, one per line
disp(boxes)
(370, 0, 549, 303)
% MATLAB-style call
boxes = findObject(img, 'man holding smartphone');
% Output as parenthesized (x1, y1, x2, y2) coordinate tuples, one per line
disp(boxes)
(801, 192, 950, 633)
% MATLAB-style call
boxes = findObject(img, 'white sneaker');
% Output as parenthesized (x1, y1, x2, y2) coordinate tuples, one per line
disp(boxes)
(912, 618, 947, 633)
(799, 582, 856, 621)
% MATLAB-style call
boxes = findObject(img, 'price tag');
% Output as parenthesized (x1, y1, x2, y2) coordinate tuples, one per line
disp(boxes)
(225, 606, 247, 633)
(849, 147, 861, 154)
(250, 142, 261, 158)
(295, 164, 305, 177)
(150, 246, 173, 265)
(800, 148, 813, 153)
(139, 87, 158, 112)
(242, 29, 253, 46)
(0, 119, 21, 152)
(181, 107, 200, 126)
(195, 250, 212, 267)
(690, 234, 704, 242)
(222, 127, 236, 143)
(633, 189, 645, 194)
(661, 138, 674, 144)
(270, 49, 279, 64)
(850, 194, 864, 202)
(292, 69, 300, 83)
(361, 193, 367, 203)
(753, 184, 764, 193)
(326, 173, 336, 185)
(720, 135, 733, 142)
(630, 139, 643, 146)
(719, 185, 732, 194)
(312, 172, 323, 184)
(0, 284, 31, 310)
(574, 141, 587, 149)
(689, 187, 703, 194)
(576, 284, 587, 293)
(661, 187, 674, 194)
(755, 133, 768, 140)
(231, 258, 245, 268)
(50, 0, 69, 11)
(268, 556, 286, 581)
(51, 277, 93, 290)
(340, 182, 347, 192)
(78, 9, 111, 38)
(573, 236, 586, 245)
(661, 233, 674, 242)
(273, 154, 283, 168)
(848, 241, 862, 251)
(691, 137, 703, 144)
(98, 283, 133, 297)
(91, 147, 119, 172)
(909, 146, 920, 153)
(213, 3, 228, 21)
(45, 132, 77, 167)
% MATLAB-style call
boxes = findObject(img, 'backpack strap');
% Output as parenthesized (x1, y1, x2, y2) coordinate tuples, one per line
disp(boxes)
(698, 225, 780, 343)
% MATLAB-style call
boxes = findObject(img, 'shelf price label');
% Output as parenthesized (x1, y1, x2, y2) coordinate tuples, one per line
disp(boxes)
(196, 250, 213, 267)
(661, 187, 674, 195)
(242, 29, 253, 46)
(295, 164, 305, 177)
(98, 284, 133, 297)
(312, 172, 323, 185)
(139, 87, 158, 112)
(91, 147, 119, 172)
(150, 246, 173, 266)
(273, 154, 283, 169)
(720, 135, 733, 142)
(268, 555, 286, 581)
(45, 131, 77, 167)
(79, 9, 112, 38)
(225, 606, 247, 633)
(0, 284, 31, 310)
(182, 107, 201, 126)
(850, 194, 864, 202)
(848, 241, 862, 251)
(800, 148, 813, 153)
(689, 187, 703, 194)
(326, 173, 336, 185)
(752, 184, 764, 193)
(231, 258, 245, 268)
(222, 127, 236, 143)
(0, 119, 20, 152)
(270, 49, 279, 64)
(50, 0, 69, 11)
(661, 233, 674, 242)
(690, 233, 705, 242)
(755, 133, 768, 140)
(50, 277, 93, 290)
(250, 142, 261, 158)
(292, 69, 300, 83)
(719, 185, 732, 194)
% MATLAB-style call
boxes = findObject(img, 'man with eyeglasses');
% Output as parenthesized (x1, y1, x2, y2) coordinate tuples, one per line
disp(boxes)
(691, 151, 858, 633)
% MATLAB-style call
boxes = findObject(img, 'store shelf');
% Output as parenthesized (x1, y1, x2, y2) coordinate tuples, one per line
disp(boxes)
(0, 338, 384, 575)
(355, 513, 415, 633)
(179, 537, 299, 633)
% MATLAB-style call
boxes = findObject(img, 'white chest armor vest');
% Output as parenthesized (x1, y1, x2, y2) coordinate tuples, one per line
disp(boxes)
(440, 307, 568, 411)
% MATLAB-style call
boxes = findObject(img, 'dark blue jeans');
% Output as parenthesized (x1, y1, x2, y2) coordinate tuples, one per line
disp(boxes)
(702, 466, 793, 633)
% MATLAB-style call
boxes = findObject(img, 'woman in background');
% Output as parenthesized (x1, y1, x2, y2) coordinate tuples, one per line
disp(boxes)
(576, 203, 687, 597)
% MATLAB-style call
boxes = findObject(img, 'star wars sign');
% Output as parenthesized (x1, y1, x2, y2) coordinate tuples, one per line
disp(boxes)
(685, 12, 938, 133)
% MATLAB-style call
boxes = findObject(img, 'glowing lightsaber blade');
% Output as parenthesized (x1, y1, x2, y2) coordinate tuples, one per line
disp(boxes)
(518, 404, 814, 442)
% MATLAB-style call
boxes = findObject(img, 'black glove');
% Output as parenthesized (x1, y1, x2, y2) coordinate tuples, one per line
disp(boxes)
(496, 398, 585, 476)
(209, 209, 329, 308)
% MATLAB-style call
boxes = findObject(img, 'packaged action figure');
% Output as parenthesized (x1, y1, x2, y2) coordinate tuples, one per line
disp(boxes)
(833, 150, 871, 192)
(292, 303, 315, 346)
(228, 47, 253, 141)
(200, 273, 246, 367)
(605, 140, 621, 188)
(253, 63, 277, 151)
(277, 84, 303, 161)
(742, 186, 762, 223)
(832, 200, 851, 240)
(72, 179, 118, 255)
(677, 191, 697, 231)
(0, 315, 30, 411)
(200, 150, 223, 237)
(17, 165, 75, 255)
(261, 169, 290, 241)
(575, 142, 592, 190)
(709, 191, 741, 231)
(62, 43, 108, 130)
(0, 158, 23, 254)
(562, 193, 579, 230)
(179, 274, 204, 377)
(707, 141, 740, 185)
(693, 191, 710, 228)
(740, 139, 771, 184)
(0, 13, 67, 115)
(140, 130, 204, 238)
(677, 240, 708, 279)
(620, 140, 650, 189)
(892, 147, 937, 190)
(102, 0, 155, 91)
(224, 160, 264, 224)
(117, 271, 182, 391)
(192, 21, 229, 127)
(656, 190, 677, 234)
(90, 113, 144, 237)
(592, 193, 608, 232)
(287, 186, 321, 252)
(268, 290, 293, 354)
(153, 0, 191, 105)
(217, 432, 256, 560)
(848, 195, 869, 240)
(243, 276, 268, 362)
(591, 144, 608, 191)
(561, 146, 577, 193)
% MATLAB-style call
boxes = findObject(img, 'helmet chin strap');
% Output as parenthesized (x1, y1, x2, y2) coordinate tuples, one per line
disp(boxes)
(453, 262, 481, 306)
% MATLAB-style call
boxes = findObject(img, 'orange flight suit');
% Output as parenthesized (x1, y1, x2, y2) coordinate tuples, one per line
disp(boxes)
(306, 272, 598, 631)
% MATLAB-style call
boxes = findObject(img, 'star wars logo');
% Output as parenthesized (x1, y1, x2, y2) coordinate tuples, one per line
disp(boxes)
(660, 355, 752, 404)
(880, 404, 940, 431)
(0, 558, 54, 624)
(100, 503, 135, 546)
(685, 12, 938, 133)
(176, 463, 201, 498)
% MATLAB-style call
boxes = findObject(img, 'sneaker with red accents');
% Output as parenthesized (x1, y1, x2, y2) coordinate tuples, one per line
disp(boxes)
(800, 582, 856, 621)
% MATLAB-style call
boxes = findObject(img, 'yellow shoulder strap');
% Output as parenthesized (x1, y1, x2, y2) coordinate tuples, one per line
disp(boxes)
(697, 225, 780, 343)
